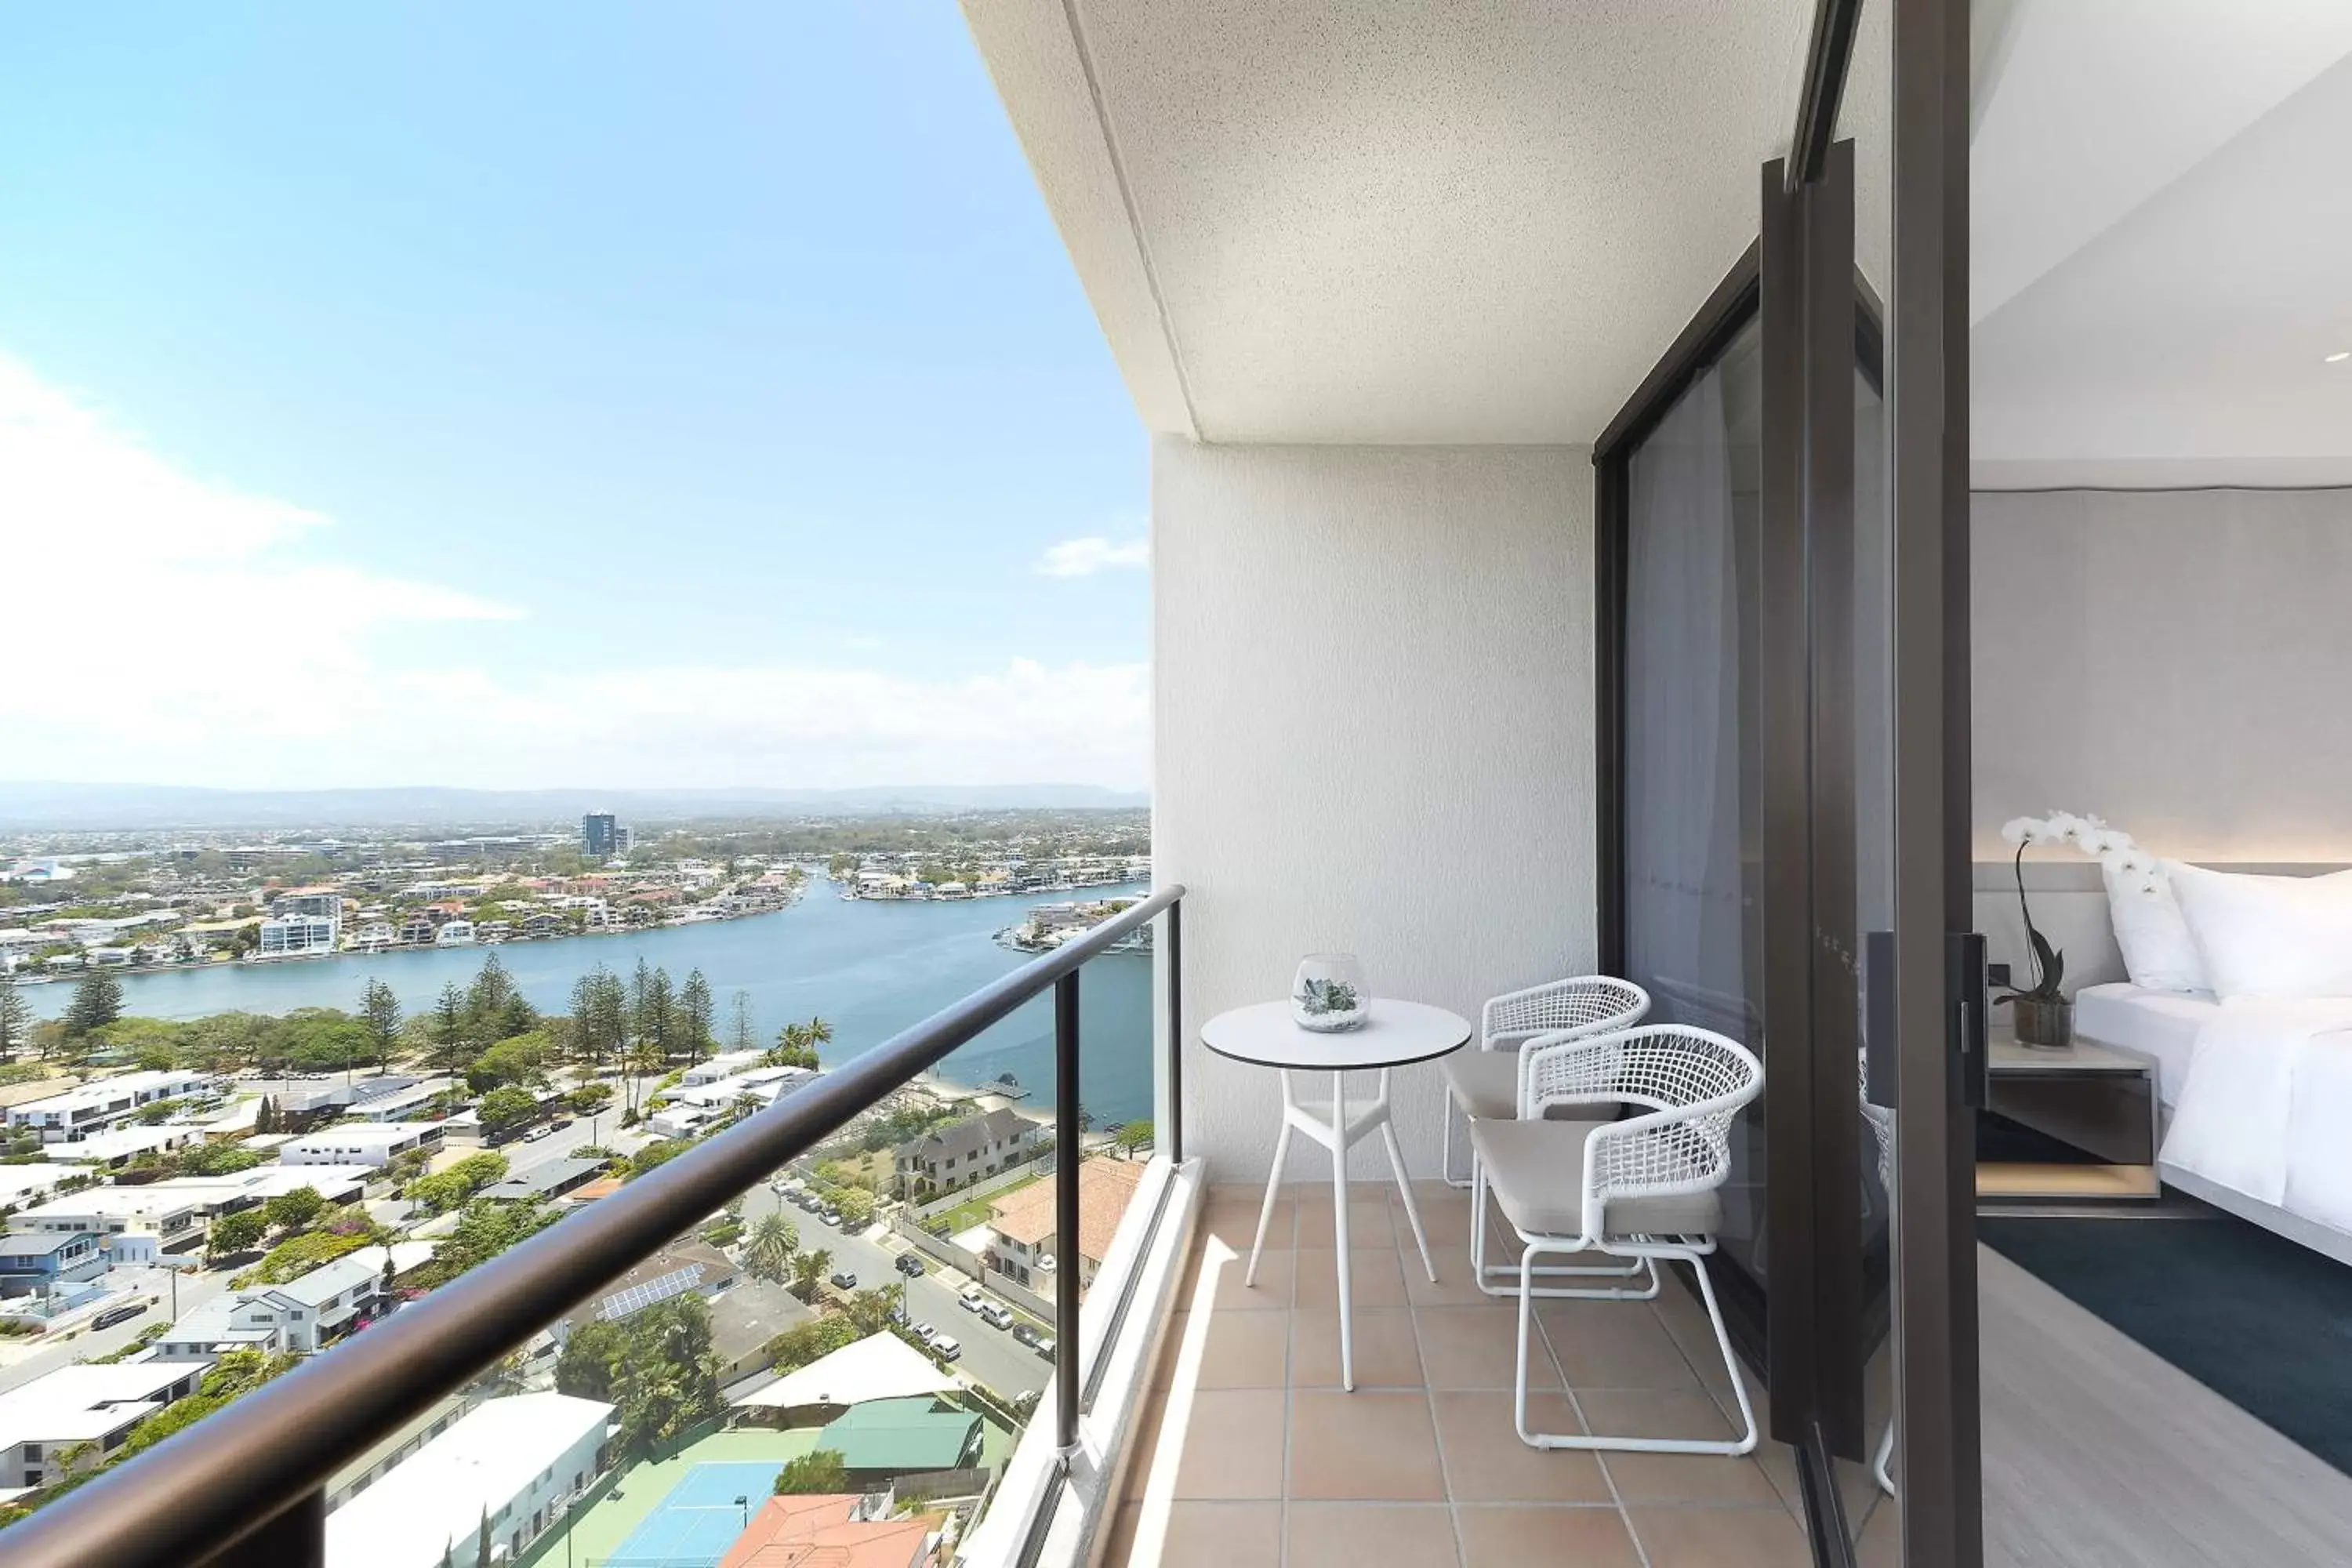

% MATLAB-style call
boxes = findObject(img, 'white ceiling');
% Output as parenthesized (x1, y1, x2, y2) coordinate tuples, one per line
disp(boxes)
(964, 0, 1833, 445)
(1971, 4, 2352, 487)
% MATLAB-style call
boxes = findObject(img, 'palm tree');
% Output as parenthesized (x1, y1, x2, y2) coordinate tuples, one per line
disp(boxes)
(789, 1247, 831, 1302)
(746, 1212, 798, 1284)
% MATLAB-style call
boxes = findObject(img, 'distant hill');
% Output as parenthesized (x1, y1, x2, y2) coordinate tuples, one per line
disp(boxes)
(0, 782, 1150, 833)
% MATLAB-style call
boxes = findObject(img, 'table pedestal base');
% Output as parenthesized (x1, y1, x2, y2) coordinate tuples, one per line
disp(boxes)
(1243, 1068, 1436, 1391)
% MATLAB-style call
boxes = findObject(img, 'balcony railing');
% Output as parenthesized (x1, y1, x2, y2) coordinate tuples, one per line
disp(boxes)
(0, 885, 1186, 1568)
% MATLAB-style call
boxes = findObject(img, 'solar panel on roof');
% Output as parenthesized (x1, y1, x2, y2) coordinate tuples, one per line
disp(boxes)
(596, 1262, 703, 1320)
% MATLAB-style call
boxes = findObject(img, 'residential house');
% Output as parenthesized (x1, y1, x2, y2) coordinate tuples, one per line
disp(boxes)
(256, 912, 339, 956)
(0, 1361, 211, 1490)
(717, 1494, 935, 1568)
(280, 1122, 443, 1169)
(153, 1243, 424, 1361)
(13, 1187, 208, 1261)
(0, 1231, 108, 1298)
(982, 1156, 1145, 1295)
(6, 1071, 215, 1144)
(892, 1108, 1036, 1200)
(811, 1396, 982, 1486)
(321, 1392, 612, 1568)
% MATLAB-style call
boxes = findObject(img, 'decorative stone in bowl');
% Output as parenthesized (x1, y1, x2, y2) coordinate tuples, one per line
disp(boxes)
(1291, 953, 1368, 1033)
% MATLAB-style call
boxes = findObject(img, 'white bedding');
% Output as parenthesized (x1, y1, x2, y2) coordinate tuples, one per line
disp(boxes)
(2073, 982, 2220, 1109)
(2154, 997, 2352, 1240)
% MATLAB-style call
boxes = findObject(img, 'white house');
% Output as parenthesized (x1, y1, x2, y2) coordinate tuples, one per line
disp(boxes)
(13, 1187, 208, 1259)
(0, 1360, 210, 1490)
(323, 1392, 613, 1568)
(153, 1243, 426, 1361)
(256, 913, 339, 957)
(6, 1071, 215, 1144)
(431, 920, 476, 947)
(281, 1123, 443, 1169)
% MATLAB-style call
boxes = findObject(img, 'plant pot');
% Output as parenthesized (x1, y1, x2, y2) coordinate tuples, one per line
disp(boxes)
(1291, 953, 1369, 1033)
(2013, 995, 2074, 1050)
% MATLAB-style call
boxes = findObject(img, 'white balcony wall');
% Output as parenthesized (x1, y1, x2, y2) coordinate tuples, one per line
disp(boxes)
(1152, 438, 1595, 1181)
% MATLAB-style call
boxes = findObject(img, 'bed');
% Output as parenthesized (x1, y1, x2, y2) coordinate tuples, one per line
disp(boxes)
(2076, 981, 2352, 1266)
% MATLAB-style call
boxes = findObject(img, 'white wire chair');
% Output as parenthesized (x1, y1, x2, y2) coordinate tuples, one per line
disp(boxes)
(1441, 975, 1649, 1189)
(1468, 1023, 1764, 1455)
(1861, 1049, 1897, 1495)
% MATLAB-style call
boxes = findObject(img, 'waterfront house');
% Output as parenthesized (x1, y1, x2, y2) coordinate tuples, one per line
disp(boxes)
(5, 1071, 216, 1145)
(891, 1107, 1036, 1200)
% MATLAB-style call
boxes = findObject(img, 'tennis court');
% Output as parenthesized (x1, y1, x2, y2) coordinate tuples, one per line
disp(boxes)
(601, 1460, 782, 1567)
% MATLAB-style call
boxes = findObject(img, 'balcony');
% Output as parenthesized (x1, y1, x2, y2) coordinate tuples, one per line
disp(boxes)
(1104, 1181, 1887, 1568)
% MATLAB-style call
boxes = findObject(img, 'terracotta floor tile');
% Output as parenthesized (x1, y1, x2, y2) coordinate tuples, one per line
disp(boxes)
(1625, 1504, 1814, 1567)
(1293, 1247, 1409, 1309)
(1414, 1305, 1564, 1392)
(1403, 1254, 1504, 1309)
(1291, 1305, 1423, 1388)
(1288, 1389, 1446, 1501)
(1295, 1192, 1399, 1249)
(1170, 1388, 1288, 1500)
(1577, 1392, 1779, 1504)
(1429, 1391, 1612, 1503)
(1198, 1195, 1293, 1254)
(1111, 1501, 1286, 1566)
(1285, 1503, 1462, 1568)
(1161, 1308, 1291, 1391)
(1452, 1505, 1642, 1567)
(1182, 1243, 1292, 1312)
(1537, 1299, 1708, 1392)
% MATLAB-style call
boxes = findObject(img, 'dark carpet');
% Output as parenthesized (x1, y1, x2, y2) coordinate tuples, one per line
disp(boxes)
(1980, 1209, 2352, 1475)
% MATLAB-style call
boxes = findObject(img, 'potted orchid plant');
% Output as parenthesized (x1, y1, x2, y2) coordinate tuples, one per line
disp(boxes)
(1995, 810, 2136, 1047)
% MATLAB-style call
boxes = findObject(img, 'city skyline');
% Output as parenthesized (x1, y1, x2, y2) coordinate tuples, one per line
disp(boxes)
(0, 5, 1150, 793)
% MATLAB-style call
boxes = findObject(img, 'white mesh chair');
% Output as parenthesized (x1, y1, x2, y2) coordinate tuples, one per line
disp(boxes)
(1440, 976, 1649, 1188)
(1469, 1023, 1764, 1454)
(1861, 1051, 1897, 1495)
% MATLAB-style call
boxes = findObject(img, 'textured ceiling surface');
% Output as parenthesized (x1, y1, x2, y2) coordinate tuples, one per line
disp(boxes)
(969, 0, 1822, 445)
(1971, 3, 2352, 487)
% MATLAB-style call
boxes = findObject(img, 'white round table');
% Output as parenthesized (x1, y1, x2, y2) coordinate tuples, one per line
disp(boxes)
(1201, 998, 1471, 1390)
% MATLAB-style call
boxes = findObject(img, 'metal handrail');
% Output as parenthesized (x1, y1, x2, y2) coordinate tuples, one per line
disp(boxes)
(0, 884, 1184, 1568)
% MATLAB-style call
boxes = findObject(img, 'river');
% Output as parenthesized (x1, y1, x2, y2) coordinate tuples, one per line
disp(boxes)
(20, 884, 1157, 1126)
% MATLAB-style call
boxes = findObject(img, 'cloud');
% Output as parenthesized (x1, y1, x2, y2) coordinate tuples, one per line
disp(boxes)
(1034, 534, 1149, 578)
(0, 354, 1150, 790)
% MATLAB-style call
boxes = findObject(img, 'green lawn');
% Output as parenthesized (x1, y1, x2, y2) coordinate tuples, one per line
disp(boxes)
(518, 1426, 819, 1568)
(924, 1172, 1041, 1238)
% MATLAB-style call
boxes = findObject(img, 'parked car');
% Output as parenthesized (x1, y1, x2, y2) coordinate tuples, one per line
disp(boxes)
(978, 1301, 1014, 1330)
(894, 1254, 924, 1277)
(818, 1208, 841, 1228)
(911, 1322, 939, 1346)
(91, 1304, 145, 1331)
(829, 1269, 858, 1290)
(1033, 1335, 1055, 1363)
(933, 1335, 963, 1363)
(957, 1287, 985, 1312)
(1011, 1322, 1041, 1348)
(522, 1124, 554, 1142)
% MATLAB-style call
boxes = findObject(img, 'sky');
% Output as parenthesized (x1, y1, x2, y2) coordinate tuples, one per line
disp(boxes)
(0, 5, 1150, 792)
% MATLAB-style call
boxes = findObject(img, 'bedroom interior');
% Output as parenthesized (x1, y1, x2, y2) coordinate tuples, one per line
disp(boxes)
(1963, 4, 2352, 1559)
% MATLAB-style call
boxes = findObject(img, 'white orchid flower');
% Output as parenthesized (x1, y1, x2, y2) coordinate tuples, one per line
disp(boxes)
(2036, 812, 2084, 846)
(2102, 848, 2151, 878)
(2082, 827, 2135, 858)
(2001, 817, 2044, 848)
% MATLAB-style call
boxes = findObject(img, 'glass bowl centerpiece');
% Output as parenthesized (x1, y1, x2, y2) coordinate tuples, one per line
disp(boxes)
(1291, 953, 1369, 1033)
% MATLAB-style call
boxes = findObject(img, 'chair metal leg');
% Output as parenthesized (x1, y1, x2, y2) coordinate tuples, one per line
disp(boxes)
(1873, 1420, 1896, 1495)
(1472, 1169, 1654, 1299)
(1512, 1236, 1758, 1456)
(1439, 1094, 1472, 1188)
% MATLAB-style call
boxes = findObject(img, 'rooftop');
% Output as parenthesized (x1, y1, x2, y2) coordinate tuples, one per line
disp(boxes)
(813, 1397, 981, 1475)
(895, 1107, 1030, 1165)
(716, 1494, 935, 1568)
(0, 1361, 210, 1454)
(321, 1392, 614, 1568)
(731, 1332, 956, 1414)
(281, 1122, 438, 1152)
(987, 1156, 1147, 1263)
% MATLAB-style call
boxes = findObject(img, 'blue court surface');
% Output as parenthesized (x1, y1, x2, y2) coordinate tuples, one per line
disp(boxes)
(604, 1461, 784, 1567)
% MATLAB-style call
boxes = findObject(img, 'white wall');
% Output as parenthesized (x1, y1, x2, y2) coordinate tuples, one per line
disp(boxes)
(1152, 439, 1595, 1184)
(1973, 487, 2352, 860)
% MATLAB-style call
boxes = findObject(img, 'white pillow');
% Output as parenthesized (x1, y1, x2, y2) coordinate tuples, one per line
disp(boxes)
(2101, 861, 2208, 993)
(2165, 861, 2352, 1002)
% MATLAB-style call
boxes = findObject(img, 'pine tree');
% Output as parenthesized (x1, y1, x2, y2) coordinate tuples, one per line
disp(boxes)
(0, 975, 31, 1061)
(359, 978, 402, 1075)
(474, 1507, 491, 1568)
(62, 970, 124, 1039)
(728, 989, 756, 1054)
(679, 969, 713, 1064)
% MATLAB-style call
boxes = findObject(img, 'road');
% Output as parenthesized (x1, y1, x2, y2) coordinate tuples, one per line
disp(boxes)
(739, 1184, 1052, 1401)
(0, 1266, 231, 1395)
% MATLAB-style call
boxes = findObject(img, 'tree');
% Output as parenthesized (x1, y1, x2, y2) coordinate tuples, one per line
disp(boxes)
(262, 1186, 326, 1235)
(834, 1187, 873, 1229)
(62, 971, 124, 1039)
(1115, 1119, 1155, 1155)
(430, 982, 470, 1072)
(789, 1247, 831, 1302)
(555, 1316, 629, 1401)
(468, 1032, 553, 1092)
(611, 1297, 723, 1458)
(727, 989, 757, 1054)
(844, 1283, 902, 1336)
(568, 1081, 612, 1116)
(477, 1084, 538, 1136)
(626, 1139, 688, 1181)
(358, 978, 402, 1075)
(0, 976, 33, 1061)
(677, 969, 714, 1064)
(475, 1508, 491, 1568)
(772, 1450, 850, 1496)
(206, 1209, 267, 1261)
(746, 1212, 798, 1284)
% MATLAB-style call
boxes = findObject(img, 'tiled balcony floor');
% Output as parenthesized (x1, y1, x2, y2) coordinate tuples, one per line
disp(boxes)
(1105, 1181, 1894, 1566)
